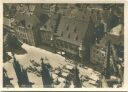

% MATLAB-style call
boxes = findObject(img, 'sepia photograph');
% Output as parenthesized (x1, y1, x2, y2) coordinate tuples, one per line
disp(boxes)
(3, 3, 124, 88)
(2, 91, 127, 92)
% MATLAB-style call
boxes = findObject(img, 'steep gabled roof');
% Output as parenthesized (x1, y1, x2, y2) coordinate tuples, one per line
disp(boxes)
(108, 24, 124, 46)
(109, 24, 123, 36)
(95, 30, 124, 49)
(40, 19, 52, 32)
(56, 10, 93, 46)
(3, 17, 11, 27)
(15, 12, 40, 29)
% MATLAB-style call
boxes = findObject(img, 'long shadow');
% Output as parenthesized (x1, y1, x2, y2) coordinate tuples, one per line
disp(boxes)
(89, 82, 97, 87)
(64, 54, 103, 73)
(3, 68, 14, 88)
(13, 58, 33, 87)
(84, 62, 103, 73)
(3, 53, 12, 63)
(14, 48, 27, 55)
(37, 44, 103, 73)
(38, 44, 56, 54)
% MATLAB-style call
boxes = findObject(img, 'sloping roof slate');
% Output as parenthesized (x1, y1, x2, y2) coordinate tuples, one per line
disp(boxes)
(3, 17, 11, 27)
(15, 12, 40, 29)
(56, 10, 93, 46)
(95, 32, 124, 49)
(109, 24, 123, 36)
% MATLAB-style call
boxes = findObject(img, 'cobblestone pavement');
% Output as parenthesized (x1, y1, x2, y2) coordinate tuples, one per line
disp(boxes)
(4, 43, 101, 88)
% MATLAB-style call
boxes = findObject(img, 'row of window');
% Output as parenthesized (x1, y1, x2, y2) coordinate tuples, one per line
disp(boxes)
(91, 48, 106, 58)
(91, 52, 106, 64)
(56, 40, 78, 52)
(66, 24, 77, 33)
(61, 32, 79, 41)
(17, 26, 26, 32)
(41, 32, 52, 41)
(18, 32, 27, 39)
(16, 30, 35, 45)
(19, 35, 34, 45)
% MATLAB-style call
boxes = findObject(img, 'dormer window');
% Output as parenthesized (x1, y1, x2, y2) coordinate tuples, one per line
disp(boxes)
(61, 32, 63, 36)
(82, 15, 85, 19)
(21, 20, 25, 27)
(20, 4, 23, 7)
(44, 25, 47, 28)
(75, 35, 78, 40)
(68, 33, 70, 38)
(28, 24, 30, 28)
(74, 27, 77, 33)
(66, 25, 69, 31)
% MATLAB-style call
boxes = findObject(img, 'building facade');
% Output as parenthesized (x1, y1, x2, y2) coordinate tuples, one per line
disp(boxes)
(54, 8, 99, 64)
(90, 24, 124, 69)
(39, 20, 54, 46)
(13, 11, 40, 46)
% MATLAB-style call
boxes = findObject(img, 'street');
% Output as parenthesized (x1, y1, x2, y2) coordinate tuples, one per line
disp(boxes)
(4, 43, 101, 88)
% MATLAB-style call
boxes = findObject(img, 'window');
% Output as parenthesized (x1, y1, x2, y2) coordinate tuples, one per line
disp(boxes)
(65, 44, 68, 48)
(21, 20, 25, 27)
(61, 32, 63, 36)
(74, 27, 77, 33)
(69, 45, 73, 50)
(66, 25, 69, 31)
(61, 42, 64, 47)
(68, 33, 70, 38)
(75, 35, 78, 40)
(57, 42, 60, 47)
(96, 50, 99, 54)
(44, 25, 46, 28)
(73, 46, 77, 51)
(82, 15, 85, 19)
(28, 24, 31, 28)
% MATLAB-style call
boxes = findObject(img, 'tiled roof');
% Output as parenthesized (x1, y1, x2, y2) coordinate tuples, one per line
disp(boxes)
(95, 31, 124, 49)
(109, 24, 123, 36)
(28, 4, 36, 12)
(40, 19, 52, 32)
(3, 17, 11, 27)
(56, 10, 94, 46)
(15, 12, 40, 29)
